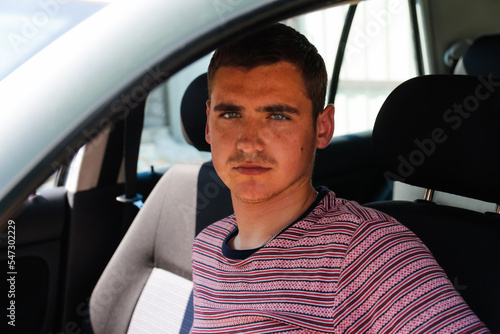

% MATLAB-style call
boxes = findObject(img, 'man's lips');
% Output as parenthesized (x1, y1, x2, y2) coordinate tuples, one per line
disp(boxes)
(233, 164, 271, 175)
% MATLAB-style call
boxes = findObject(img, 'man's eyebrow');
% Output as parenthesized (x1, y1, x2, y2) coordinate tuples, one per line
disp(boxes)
(212, 103, 299, 114)
(213, 103, 243, 112)
(257, 104, 300, 114)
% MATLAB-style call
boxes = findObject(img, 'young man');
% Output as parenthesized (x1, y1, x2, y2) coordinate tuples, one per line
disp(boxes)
(191, 24, 488, 333)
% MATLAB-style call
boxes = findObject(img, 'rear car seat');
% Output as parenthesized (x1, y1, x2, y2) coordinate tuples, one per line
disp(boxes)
(454, 34, 500, 77)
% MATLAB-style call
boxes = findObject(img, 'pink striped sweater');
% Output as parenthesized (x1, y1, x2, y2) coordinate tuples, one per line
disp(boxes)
(191, 188, 488, 333)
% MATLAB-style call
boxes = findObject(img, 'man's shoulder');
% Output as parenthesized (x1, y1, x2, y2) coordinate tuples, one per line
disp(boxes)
(312, 190, 398, 228)
(194, 214, 236, 243)
(304, 190, 414, 246)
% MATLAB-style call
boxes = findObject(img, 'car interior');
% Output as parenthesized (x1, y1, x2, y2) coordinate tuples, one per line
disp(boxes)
(1, 0, 499, 333)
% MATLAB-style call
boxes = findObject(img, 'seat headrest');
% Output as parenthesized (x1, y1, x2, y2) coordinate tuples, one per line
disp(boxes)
(461, 34, 500, 77)
(373, 75, 500, 204)
(180, 73, 210, 152)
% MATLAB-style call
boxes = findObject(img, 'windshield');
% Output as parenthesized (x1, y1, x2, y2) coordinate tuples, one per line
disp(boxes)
(0, 0, 110, 80)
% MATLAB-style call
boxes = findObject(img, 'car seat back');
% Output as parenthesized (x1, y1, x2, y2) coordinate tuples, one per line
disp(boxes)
(454, 34, 500, 77)
(366, 74, 500, 332)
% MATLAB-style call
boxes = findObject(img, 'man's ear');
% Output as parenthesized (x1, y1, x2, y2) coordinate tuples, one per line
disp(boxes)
(205, 100, 211, 144)
(316, 104, 335, 149)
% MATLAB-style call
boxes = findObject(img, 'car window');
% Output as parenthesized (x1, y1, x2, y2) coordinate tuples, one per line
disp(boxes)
(139, 54, 213, 174)
(335, 0, 418, 136)
(282, 5, 349, 102)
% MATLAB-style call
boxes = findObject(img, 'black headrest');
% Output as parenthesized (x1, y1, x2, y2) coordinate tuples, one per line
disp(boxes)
(462, 34, 500, 78)
(180, 73, 210, 152)
(373, 75, 500, 204)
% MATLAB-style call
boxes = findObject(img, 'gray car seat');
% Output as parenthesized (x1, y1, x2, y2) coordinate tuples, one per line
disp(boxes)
(89, 74, 232, 333)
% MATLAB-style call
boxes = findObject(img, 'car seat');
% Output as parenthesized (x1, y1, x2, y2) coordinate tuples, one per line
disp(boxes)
(454, 34, 500, 78)
(397, 34, 500, 211)
(365, 74, 500, 332)
(89, 74, 233, 333)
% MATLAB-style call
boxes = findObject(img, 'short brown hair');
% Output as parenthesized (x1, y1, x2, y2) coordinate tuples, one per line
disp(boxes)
(207, 23, 327, 121)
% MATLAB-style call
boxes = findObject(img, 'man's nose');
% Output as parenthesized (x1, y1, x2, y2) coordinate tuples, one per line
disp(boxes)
(236, 118, 265, 153)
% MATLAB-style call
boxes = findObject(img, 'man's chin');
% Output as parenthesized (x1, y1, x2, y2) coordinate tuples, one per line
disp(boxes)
(230, 184, 289, 205)
(230, 185, 278, 205)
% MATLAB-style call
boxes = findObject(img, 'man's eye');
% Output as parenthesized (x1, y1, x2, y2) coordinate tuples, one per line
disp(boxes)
(269, 113, 289, 121)
(221, 112, 240, 119)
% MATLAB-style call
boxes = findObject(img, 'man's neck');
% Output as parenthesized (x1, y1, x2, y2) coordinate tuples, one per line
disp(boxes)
(229, 182, 318, 250)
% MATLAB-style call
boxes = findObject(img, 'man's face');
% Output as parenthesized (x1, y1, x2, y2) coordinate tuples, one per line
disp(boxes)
(206, 61, 330, 204)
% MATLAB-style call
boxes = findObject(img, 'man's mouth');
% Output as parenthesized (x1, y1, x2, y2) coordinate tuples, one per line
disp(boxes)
(233, 164, 271, 175)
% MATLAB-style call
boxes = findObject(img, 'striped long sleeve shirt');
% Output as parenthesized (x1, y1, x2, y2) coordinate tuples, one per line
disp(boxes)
(191, 188, 488, 333)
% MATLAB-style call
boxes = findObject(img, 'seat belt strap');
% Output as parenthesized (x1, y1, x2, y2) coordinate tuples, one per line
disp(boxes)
(116, 105, 145, 235)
